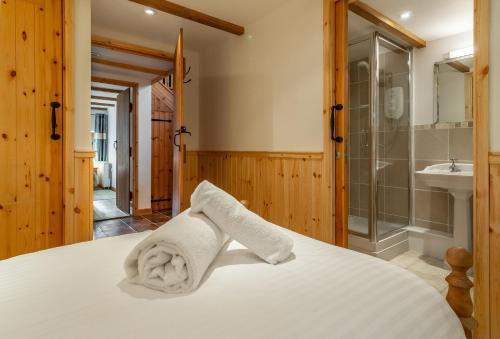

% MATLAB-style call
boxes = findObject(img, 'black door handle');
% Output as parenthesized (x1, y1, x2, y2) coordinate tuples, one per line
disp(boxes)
(173, 126, 192, 151)
(330, 104, 344, 143)
(50, 102, 61, 140)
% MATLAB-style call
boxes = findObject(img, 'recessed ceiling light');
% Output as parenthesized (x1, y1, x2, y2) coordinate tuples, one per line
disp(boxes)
(400, 11, 412, 20)
(144, 8, 156, 16)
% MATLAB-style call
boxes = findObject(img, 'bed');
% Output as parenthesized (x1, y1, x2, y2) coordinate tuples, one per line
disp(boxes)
(0, 223, 469, 339)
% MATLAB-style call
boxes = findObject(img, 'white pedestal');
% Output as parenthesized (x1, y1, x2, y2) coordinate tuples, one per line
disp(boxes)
(449, 190, 473, 252)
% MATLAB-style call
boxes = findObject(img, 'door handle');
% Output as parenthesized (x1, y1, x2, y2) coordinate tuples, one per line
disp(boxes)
(50, 102, 61, 140)
(330, 104, 344, 143)
(173, 126, 192, 151)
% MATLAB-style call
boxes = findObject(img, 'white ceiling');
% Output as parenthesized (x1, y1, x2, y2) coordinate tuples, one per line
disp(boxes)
(91, 0, 289, 51)
(360, 0, 473, 42)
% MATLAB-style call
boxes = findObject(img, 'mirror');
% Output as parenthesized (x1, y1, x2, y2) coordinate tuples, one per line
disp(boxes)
(434, 55, 474, 123)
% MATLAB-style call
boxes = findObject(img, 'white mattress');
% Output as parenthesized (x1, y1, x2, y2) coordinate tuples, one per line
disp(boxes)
(0, 228, 464, 339)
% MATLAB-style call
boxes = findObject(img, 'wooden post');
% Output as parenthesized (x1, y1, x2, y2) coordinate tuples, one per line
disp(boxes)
(445, 247, 475, 339)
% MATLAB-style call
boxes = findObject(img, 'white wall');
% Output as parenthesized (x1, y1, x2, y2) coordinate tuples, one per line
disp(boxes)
(490, 0, 500, 151)
(198, 0, 323, 151)
(74, 0, 92, 150)
(413, 31, 473, 125)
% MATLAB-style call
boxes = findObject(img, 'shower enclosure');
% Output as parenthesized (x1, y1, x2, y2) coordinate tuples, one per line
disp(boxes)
(347, 32, 412, 246)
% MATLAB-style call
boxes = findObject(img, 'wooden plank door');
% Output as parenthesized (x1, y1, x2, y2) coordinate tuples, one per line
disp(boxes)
(116, 88, 131, 214)
(0, 0, 64, 259)
(332, 0, 349, 247)
(151, 82, 174, 212)
(172, 29, 185, 216)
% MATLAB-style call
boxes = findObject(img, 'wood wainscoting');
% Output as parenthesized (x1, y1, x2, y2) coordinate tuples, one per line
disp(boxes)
(489, 152, 500, 338)
(64, 151, 95, 244)
(182, 151, 334, 243)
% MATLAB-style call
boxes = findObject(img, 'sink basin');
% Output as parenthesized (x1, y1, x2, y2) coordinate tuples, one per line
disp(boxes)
(415, 162, 473, 251)
(415, 162, 472, 192)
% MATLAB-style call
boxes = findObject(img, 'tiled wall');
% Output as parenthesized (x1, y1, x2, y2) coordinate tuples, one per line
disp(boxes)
(413, 122, 473, 234)
(348, 57, 370, 220)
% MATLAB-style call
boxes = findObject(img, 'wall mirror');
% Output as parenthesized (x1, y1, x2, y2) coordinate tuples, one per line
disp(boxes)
(434, 55, 474, 123)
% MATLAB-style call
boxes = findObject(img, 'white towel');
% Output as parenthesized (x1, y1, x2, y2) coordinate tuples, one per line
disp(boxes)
(190, 181, 294, 264)
(124, 209, 227, 293)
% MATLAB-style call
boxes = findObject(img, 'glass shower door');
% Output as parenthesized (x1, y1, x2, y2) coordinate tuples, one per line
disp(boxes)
(373, 34, 411, 239)
(348, 38, 372, 237)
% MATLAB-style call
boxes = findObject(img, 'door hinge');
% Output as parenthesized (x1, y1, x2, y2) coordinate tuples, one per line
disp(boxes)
(129, 191, 133, 200)
(129, 146, 133, 157)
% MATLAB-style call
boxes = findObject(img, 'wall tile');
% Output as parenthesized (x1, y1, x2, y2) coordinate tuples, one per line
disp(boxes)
(385, 187, 409, 218)
(415, 219, 449, 234)
(449, 127, 473, 161)
(414, 129, 449, 160)
(385, 159, 409, 188)
(384, 130, 409, 159)
(349, 158, 360, 183)
(350, 183, 360, 209)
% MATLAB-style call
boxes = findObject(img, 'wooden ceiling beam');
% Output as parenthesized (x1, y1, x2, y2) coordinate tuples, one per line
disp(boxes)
(91, 95, 118, 102)
(91, 102, 115, 107)
(447, 60, 471, 73)
(92, 35, 174, 61)
(91, 86, 123, 94)
(92, 56, 170, 76)
(128, 0, 245, 35)
(349, 1, 426, 48)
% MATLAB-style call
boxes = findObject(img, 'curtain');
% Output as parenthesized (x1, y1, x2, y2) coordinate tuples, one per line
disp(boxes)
(93, 113, 108, 161)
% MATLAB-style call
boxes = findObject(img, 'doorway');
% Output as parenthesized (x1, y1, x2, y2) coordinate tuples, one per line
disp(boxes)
(91, 79, 137, 222)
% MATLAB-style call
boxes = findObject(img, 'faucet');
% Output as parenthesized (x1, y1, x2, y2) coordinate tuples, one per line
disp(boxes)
(449, 158, 460, 172)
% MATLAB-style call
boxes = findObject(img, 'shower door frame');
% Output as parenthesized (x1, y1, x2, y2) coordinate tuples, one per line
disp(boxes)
(346, 33, 412, 243)
(370, 33, 413, 243)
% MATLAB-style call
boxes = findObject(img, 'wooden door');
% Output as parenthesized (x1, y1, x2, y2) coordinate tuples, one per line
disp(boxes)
(0, 0, 63, 259)
(116, 88, 131, 214)
(151, 82, 174, 212)
(172, 29, 185, 216)
(332, 0, 349, 247)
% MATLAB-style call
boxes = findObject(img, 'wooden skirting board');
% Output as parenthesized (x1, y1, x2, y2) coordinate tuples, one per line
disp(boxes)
(182, 150, 333, 244)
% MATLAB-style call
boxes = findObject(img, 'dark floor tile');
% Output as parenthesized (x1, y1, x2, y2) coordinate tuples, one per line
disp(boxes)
(128, 219, 158, 232)
(143, 213, 171, 224)
(93, 228, 107, 239)
(94, 219, 125, 228)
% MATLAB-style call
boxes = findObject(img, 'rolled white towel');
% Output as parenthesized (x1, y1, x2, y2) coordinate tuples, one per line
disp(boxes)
(124, 209, 227, 293)
(190, 181, 294, 264)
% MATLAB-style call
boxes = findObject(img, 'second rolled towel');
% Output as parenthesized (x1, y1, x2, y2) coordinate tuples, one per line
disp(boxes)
(190, 181, 293, 264)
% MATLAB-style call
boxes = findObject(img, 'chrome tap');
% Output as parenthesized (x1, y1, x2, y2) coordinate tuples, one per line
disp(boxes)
(449, 158, 460, 172)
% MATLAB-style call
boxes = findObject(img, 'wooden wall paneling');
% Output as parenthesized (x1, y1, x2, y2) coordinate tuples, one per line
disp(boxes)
(73, 151, 94, 242)
(473, 0, 491, 336)
(489, 156, 500, 338)
(187, 151, 330, 243)
(0, 0, 17, 258)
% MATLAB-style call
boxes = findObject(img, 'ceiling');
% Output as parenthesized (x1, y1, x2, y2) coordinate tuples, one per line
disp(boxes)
(91, 0, 289, 51)
(357, 0, 473, 42)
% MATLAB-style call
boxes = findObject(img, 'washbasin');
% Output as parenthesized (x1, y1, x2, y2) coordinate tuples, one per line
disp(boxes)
(415, 162, 473, 251)
(415, 162, 473, 192)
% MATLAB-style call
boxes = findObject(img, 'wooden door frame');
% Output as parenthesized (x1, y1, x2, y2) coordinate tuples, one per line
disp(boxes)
(325, 0, 492, 335)
(324, 0, 348, 247)
(473, 0, 490, 337)
(90, 76, 140, 216)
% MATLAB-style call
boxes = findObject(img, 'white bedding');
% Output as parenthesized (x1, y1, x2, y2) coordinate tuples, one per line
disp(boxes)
(0, 227, 464, 339)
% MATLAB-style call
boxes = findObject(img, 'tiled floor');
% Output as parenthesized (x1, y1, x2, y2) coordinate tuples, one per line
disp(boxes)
(390, 250, 451, 296)
(93, 211, 171, 239)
